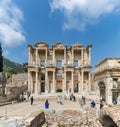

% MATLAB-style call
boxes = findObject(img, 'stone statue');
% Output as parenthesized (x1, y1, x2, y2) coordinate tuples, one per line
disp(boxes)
(117, 94, 120, 104)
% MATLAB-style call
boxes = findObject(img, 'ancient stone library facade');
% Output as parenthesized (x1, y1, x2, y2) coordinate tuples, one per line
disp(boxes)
(28, 42, 92, 95)
(28, 42, 120, 105)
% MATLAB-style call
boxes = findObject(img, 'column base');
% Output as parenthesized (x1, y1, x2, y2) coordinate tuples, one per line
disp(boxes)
(63, 90, 67, 94)
(107, 95, 112, 105)
(45, 90, 48, 93)
(51, 90, 55, 93)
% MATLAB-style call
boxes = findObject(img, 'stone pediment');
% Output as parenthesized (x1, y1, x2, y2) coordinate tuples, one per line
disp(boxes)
(34, 42, 48, 47)
(53, 42, 65, 48)
(72, 43, 83, 47)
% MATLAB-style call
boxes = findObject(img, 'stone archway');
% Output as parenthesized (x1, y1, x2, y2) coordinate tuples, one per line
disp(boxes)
(101, 115, 118, 127)
(98, 81, 106, 101)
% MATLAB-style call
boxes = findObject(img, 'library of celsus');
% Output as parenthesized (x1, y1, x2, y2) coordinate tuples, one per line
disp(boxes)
(28, 42, 92, 94)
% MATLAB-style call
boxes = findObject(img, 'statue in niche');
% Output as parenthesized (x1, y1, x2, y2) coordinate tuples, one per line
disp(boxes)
(117, 93, 120, 104)
(113, 81, 117, 89)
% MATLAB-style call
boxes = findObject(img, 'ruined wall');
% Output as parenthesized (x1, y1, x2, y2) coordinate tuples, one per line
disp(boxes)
(0, 73, 6, 95)
(5, 73, 28, 101)
(12, 73, 27, 85)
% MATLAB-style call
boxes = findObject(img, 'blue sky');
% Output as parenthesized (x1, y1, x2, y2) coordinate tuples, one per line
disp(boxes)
(0, 0, 120, 70)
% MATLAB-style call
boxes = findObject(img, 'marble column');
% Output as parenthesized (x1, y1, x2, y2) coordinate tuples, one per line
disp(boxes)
(35, 71, 38, 94)
(46, 48, 48, 59)
(52, 71, 56, 93)
(45, 71, 48, 93)
(53, 48, 55, 65)
(36, 49, 38, 65)
(38, 74, 41, 94)
(28, 47, 31, 65)
(63, 71, 67, 93)
(71, 71, 74, 92)
(88, 72, 91, 91)
(78, 71, 81, 93)
(72, 48, 74, 65)
(64, 49, 66, 65)
(106, 78, 113, 104)
(88, 48, 91, 64)
(81, 48, 84, 65)
(81, 70, 84, 92)
(28, 71, 31, 93)
(31, 73, 33, 93)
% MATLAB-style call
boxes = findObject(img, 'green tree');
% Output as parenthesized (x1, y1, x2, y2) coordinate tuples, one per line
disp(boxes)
(22, 62, 28, 72)
(0, 43, 3, 72)
(7, 69, 18, 76)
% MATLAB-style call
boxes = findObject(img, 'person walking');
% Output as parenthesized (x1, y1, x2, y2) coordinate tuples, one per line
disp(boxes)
(30, 96, 34, 105)
(100, 101, 104, 109)
(57, 96, 63, 105)
(91, 100, 96, 108)
(45, 99, 49, 109)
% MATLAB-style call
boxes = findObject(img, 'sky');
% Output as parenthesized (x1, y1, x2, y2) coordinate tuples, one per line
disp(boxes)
(0, 0, 120, 70)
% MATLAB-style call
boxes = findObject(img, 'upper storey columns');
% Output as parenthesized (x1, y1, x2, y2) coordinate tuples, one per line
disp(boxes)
(88, 47, 91, 65)
(87, 45, 92, 65)
(53, 48, 55, 65)
(72, 48, 74, 65)
(36, 48, 38, 65)
(28, 46, 32, 65)
(71, 46, 84, 66)
(64, 48, 67, 65)
(46, 47, 48, 60)
(81, 48, 84, 66)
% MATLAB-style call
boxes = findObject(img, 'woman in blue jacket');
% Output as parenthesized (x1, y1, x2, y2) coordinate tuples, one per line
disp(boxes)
(45, 99, 49, 109)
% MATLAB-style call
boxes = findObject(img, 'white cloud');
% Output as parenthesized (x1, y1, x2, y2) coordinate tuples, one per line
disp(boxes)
(50, 0, 120, 31)
(0, 0, 26, 47)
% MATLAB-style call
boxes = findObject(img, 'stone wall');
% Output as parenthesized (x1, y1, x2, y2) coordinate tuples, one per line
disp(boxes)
(5, 73, 28, 102)
(0, 73, 6, 95)
(12, 73, 27, 85)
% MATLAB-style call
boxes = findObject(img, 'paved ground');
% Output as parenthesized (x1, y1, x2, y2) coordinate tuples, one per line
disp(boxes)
(0, 97, 93, 118)
(1, 96, 120, 127)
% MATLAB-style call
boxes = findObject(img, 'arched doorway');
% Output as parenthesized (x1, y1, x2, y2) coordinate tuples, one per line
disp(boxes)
(98, 82, 106, 101)
(101, 115, 118, 127)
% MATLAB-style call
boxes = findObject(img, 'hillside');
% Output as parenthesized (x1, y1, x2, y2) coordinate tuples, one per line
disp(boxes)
(3, 57, 24, 73)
